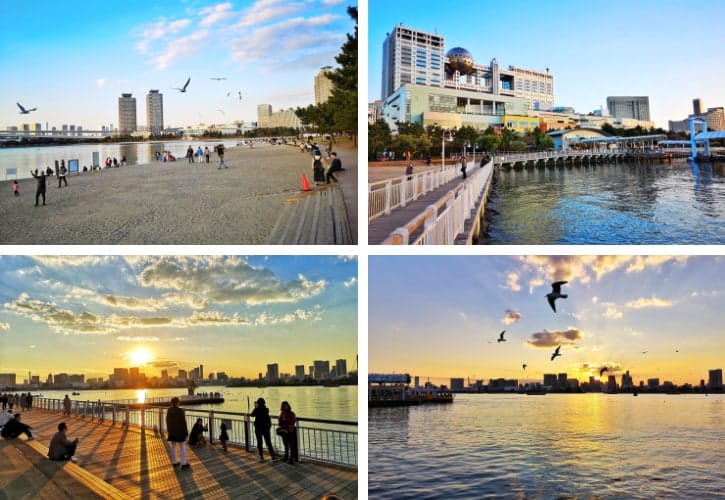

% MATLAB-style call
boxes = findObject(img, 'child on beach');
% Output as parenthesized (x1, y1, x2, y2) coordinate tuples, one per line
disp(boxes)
(219, 422, 229, 452)
(12, 180, 19, 196)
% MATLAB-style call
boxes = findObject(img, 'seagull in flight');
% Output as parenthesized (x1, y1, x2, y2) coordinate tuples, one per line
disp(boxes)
(210, 77, 227, 81)
(546, 281, 569, 312)
(174, 77, 191, 92)
(17, 102, 37, 114)
(522, 364, 527, 370)
(641, 351, 648, 354)
(551, 345, 562, 361)
(497, 330, 506, 343)
(600, 366, 608, 377)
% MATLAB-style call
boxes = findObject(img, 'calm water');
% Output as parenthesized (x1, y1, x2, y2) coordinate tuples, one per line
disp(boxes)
(484, 161, 725, 244)
(0, 140, 240, 181)
(368, 393, 724, 499)
(36, 385, 357, 422)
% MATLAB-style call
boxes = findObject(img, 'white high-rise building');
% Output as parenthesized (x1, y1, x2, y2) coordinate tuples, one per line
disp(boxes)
(314, 66, 335, 105)
(381, 24, 444, 100)
(606, 96, 650, 122)
(146, 90, 164, 137)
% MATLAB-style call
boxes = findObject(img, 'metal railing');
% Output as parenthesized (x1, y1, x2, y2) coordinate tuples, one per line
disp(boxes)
(492, 149, 628, 165)
(368, 163, 465, 223)
(33, 397, 357, 468)
(382, 161, 493, 245)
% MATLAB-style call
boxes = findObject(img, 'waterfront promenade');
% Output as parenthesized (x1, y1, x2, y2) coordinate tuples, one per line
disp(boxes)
(1, 408, 357, 499)
(0, 143, 356, 245)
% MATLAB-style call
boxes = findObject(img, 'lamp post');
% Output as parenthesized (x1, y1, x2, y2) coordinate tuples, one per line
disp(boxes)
(442, 130, 453, 170)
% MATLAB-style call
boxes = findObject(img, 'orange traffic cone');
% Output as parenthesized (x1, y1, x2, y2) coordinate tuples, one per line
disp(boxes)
(301, 173, 312, 191)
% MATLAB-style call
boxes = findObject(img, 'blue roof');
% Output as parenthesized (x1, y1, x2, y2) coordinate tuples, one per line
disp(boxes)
(694, 131, 725, 140)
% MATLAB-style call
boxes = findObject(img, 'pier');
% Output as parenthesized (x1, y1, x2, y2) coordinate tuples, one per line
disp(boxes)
(1, 400, 357, 499)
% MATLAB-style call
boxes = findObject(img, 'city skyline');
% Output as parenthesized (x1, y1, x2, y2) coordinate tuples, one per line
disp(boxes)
(367, 0, 725, 129)
(0, 256, 357, 380)
(1, 0, 354, 130)
(369, 256, 725, 386)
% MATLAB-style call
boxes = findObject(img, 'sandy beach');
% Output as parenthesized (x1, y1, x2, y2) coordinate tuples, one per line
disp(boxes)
(0, 142, 357, 245)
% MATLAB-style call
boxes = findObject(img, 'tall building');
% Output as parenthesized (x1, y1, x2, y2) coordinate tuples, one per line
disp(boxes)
(118, 93, 137, 135)
(266, 363, 279, 381)
(621, 370, 634, 389)
(257, 104, 272, 128)
(709, 369, 723, 389)
(146, 90, 164, 137)
(368, 100, 383, 124)
(381, 25, 445, 100)
(314, 66, 335, 104)
(0, 373, 16, 386)
(314, 360, 330, 380)
(335, 359, 348, 378)
(606, 96, 650, 121)
(693, 98, 703, 115)
(295, 365, 305, 379)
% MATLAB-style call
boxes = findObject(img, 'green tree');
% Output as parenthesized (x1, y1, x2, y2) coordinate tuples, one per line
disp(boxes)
(396, 121, 425, 137)
(368, 120, 392, 160)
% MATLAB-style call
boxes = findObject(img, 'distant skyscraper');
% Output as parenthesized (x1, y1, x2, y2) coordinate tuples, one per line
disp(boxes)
(257, 104, 272, 128)
(606, 96, 650, 121)
(313, 360, 330, 380)
(266, 363, 279, 381)
(314, 66, 335, 104)
(693, 98, 703, 115)
(709, 369, 723, 389)
(381, 25, 445, 100)
(335, 359, 347, 377)
(295, 365, 305, 379)
(118, 93, 137, 136)
(146, 90, 164, 137)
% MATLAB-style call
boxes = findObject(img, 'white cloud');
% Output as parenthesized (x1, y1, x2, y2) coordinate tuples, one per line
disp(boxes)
(625, 296, 674, 309)
(343, 277, 357, 288)
(237, 0, 307, 28)
(0, 322, 9, 330)
(505, 272, 521, 291)
(96, 79, 106, 88)
(199, 2, 234, 27)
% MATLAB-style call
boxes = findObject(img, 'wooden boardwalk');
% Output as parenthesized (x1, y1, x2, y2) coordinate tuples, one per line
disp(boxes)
(368, 164, 481, 244)
(1, 409, 357, 499)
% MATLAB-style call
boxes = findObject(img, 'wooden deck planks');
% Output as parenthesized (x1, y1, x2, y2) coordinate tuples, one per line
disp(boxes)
(6, 409, 357, 499)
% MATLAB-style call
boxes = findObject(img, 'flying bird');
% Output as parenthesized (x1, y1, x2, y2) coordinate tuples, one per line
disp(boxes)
(522, 364, 527, 370)
(497, 330, 506, 343)
(600, 366, 608, 377)
(551, 345, 562, 361)
(17, 102, 37, 114)
(546, 281, 569, 312)
(227, 91, 243, 100)
(210, 77, 227, 81)
(174, 77, 191, 92)
(641, 351, 648, 354)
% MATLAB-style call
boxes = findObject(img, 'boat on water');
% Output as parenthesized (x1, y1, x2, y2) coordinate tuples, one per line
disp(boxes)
(525, 389, 546, 395)
(368, 373, 454, 407)
(71, 392, 80, 396)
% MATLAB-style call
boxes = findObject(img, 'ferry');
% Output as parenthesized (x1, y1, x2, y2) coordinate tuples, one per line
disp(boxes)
(368, 373, 454, 407)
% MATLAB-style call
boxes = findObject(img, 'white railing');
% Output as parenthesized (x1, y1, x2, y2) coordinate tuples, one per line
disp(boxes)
(492, 148, 628, 165)
(382, 161, 493, 245)
(368, 163, 466, 223)
(33, 397, 357, 468)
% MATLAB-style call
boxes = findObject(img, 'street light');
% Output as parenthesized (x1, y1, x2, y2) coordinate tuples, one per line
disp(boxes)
(442, 130, 453, 170)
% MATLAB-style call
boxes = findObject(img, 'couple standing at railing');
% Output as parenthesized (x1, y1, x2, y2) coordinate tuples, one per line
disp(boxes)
(165, 396, 298, 470)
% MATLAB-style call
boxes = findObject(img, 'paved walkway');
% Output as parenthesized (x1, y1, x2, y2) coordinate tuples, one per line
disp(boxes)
(0, 409, 357, 499)
(368, 163, 482, 244)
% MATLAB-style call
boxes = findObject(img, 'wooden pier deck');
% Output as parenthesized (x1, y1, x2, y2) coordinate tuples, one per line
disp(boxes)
(368, 164, 481, 244)
(1, 409, 357, 499)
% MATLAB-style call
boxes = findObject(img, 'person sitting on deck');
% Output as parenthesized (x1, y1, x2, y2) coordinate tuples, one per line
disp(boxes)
(188, 418, 207, 445)
(0, 413, 34, 440)
(48, 422, 79, 462)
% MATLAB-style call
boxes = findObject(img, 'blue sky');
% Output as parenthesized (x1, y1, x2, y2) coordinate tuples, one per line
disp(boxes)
(367, 0, 725, 129)
(1, 0, 355, 130)
(369, 256, 724, 386)
(0, 256, 357, 380)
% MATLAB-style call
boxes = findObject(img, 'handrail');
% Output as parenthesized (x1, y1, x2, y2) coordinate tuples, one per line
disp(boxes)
(492, 148, 629, 165)
(33, 396, 357, 468)
(368, 163, 465, 222)
(382, 161, 492, 245)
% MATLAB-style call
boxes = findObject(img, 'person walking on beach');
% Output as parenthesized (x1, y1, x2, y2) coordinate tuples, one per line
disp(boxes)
(58, 165, 68, 187)
(1, 413, 34, 440)
(217, 144, 227, 169)
(30, 170, 46, 206)
(277, 401, 298, 464)
(186, 145, 194, 164)
(251, 397, 276, 461)
(166, 397, 190, 469)
(204, 146, 210, 163)
(196, 146, 203, 162)
(48, 422, 79, 462)
(326, 151, 344, 184)
(63, 395, 71, 416)
(12, 180, 19, 196)
(219, 421, 229, 452)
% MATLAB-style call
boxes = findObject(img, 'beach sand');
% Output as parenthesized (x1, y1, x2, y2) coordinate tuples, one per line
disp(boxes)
(0, 142, 357, 245)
